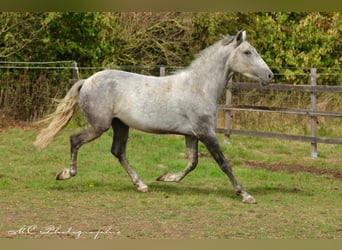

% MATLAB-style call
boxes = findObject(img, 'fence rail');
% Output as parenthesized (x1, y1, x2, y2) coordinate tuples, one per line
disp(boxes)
(217, 68, 342, 158)
(217, 105, 342, 118)
(228, 82, 342, 92)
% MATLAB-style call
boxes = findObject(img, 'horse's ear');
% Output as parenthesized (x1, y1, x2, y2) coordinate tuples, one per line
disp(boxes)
(235, 30, 246, 46)
(222, 34, 234, 45)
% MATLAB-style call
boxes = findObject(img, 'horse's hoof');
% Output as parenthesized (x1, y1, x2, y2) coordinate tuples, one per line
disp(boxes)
(156, 173, 170, 182)
(138, 185, 148, 193)
(56, 169, 73, 180)
(242, 196, 257, 204)
(241, 191, 257, 204)
(156, 172, 181, 182)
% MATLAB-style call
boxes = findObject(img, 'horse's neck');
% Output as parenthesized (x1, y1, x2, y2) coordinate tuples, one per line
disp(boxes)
(189, 47, 230, 103)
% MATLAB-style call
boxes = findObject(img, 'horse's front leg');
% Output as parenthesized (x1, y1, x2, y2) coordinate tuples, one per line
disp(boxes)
(157, 135, 198, 182)
(199, 133, 257, 204)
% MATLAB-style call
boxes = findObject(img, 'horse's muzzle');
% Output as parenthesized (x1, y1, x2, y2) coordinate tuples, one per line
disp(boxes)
(260, 71, 274, 86)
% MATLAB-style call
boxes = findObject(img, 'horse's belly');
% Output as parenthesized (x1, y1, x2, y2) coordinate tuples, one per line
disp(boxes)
(116, 112, 195, 136)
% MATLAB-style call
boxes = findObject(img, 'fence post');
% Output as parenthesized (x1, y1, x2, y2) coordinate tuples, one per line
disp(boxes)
(310, 68, 318, 158)
(224, 78, 233, 144)
(72, 61, 79, 82)
(159, 66, 166, 76)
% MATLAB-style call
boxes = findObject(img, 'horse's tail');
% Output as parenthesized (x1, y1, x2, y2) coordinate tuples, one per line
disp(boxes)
(34, 80, 85, 150)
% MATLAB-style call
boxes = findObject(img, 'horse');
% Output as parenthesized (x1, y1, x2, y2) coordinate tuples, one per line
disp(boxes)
(34, 30, 273, 204)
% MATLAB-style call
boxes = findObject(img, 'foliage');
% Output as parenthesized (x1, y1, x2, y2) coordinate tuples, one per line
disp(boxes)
(32, 12, 119, 66)
(109, 12, 194, 67)
(1, 12, 340, 71)
(0, 12, 342, 70)
(249, 12, 341, 84)
(0, 12, 341, 123)
(0, 12, 45, 60)
(191, 12, 255, 50)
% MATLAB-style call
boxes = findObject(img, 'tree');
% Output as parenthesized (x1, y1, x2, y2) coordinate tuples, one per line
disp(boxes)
(249, 12, 341, 84)
(109, 12, 194, 67)
(191, 12, 255, 50)
(0, 12, 45, 60)
(34, 12, 119, 66)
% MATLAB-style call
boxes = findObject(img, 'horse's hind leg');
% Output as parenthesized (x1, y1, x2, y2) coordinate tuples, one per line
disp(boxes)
(157, 135, 198, 182)
(56, 125, 106, 180)
(111, 118, 148, 192)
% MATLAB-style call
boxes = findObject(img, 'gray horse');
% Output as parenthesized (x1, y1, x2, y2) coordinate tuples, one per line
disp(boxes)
(34, 30, 273, 204)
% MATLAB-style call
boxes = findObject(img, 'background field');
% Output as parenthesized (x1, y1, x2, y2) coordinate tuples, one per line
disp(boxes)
(0, 125, 341, 239)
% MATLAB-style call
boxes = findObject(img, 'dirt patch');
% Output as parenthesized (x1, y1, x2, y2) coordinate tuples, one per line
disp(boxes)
(245, 160, 342, 180)
(0, 121, 39, 133)
(182, 152, 342, 180)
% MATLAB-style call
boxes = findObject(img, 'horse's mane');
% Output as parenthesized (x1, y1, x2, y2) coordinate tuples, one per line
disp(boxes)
(171, 34, 235, 76)
(187, 35, 235, 70)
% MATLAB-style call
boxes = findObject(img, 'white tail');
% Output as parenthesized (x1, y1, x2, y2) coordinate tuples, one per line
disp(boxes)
(33, 80, 85, 150)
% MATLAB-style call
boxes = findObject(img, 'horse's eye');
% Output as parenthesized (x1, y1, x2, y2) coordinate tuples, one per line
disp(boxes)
(244, 50, 251, 55)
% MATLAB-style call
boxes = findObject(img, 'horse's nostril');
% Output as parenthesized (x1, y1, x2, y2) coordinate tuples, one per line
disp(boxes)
(268, 73, 274, 79)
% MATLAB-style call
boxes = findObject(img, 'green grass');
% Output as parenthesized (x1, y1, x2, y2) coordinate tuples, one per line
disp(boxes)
(0, 126, 341, 239)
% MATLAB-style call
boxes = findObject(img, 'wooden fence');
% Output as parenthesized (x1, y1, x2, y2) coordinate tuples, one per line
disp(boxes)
(216, 68, 342, 158)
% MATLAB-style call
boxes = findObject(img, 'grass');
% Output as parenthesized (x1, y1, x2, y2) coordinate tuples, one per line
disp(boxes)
(0, 125, 341, 239)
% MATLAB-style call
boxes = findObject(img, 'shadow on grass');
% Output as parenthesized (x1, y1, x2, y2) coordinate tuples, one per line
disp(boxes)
(46, 177, 313, 202)
(148, 182, 313, 198)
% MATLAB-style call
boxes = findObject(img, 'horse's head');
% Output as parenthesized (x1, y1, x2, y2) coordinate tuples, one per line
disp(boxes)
(225, 30, 273, 85)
